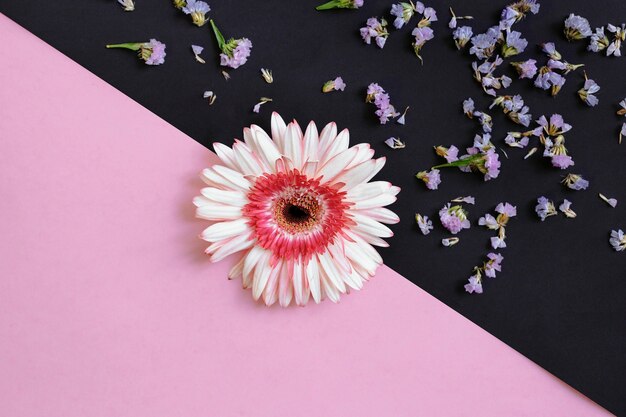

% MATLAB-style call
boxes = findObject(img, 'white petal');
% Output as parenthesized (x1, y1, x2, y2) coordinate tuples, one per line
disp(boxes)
(278, 260, 293, 307)
(302, 121, 319, 163)
(243, 245, 266, 281)
(200, 218, 249, 242)
(252, 250, 272, 301)
(355, 207, 400, 224)
(263, 259, 282, 306)
(347, 181, 393, 202)
(212, 165, 252, 191)
(352, 193, 397, 210)
(200, 187, 247, 207)
(232, 141, 264, 176)
(344, 240, 378, 277)
(316, 147, 359, 183)
(196, 203, 242, 221)
(305, 260, 321, 303)
(319, 258, 341, 303)
(346, 143, 374, 169)
(251, 125, 281, 172)
(352, 213, 394, 238)
(345, 231, 383, 265)
(283, 122, 304, 170)
(335, 157, 386, 189)
(227, 255, 245, 280)
(271, 112, 287, 153)
(318, 251, 346, 293)
(209, 232, 254, 262)
(212, 143, 238, 170)
(320, 128, 350, 165)
(318, 121, 337, 155)
(292, 259, 308, 306)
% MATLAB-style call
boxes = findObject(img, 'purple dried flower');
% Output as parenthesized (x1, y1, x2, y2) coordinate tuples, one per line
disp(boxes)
(501, 30, 528, 57)
(416, 169, 441, 190)
(599, 193, 618, 208)
(439, 204, 471, 234)
(453, 26, 473, 49)
(606, 24, 625, 57)
(484, 253, 503, 278)
(415, 213, 433, 235)
(469, 27, 501, 59)
(322, 77, 346, 93)
(210, 20, 251, 70)
(366, 83, 400, 124)
(609, 229, 626, 251)
(535, 196, 557, 221)
(588, 27, 609, 53)
(182, 0, 211, 27)
(464, 274, 483, 294)
(434, 145, 459, 163)
(562, 173, 589, 190)
(564, 14, 592, 41)
(620, 122, 626, 144)
(385, 137, 406, 149)
(462, 98, 475, 117)
(360, 17, 389, 48)
(578, 77, 600, 106)
(559, 199, 577, 218)
(511, 59, 537, 79)
(391, 2, 417, 29)
(105, 39, 167, 65)
(412, 26, 435, 63)
(541, 42, 561, 60)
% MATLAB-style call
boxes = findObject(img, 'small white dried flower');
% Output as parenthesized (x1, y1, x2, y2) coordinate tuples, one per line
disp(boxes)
(451, 196, 475, 205)
(260, 68, 273, 83)
(524, 147, 538, 159)
(442, 237, 460, 247)
(221, 70, 231, 81)
(117, 0, 135, 11)
(385, 137, 406, 149)
(397, 106, 409, 125)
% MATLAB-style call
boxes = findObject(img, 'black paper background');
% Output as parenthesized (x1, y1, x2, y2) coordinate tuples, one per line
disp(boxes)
(2, 0, 625, 414)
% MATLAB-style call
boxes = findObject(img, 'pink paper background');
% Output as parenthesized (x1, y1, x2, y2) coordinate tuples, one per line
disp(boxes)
(0, 15, 611, 416)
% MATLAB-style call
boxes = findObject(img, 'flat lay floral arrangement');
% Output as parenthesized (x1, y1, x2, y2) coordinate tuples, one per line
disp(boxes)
(106, 0, 625, 306)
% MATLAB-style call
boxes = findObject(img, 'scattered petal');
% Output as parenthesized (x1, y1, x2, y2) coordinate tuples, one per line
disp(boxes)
(599, 193, 618, 208)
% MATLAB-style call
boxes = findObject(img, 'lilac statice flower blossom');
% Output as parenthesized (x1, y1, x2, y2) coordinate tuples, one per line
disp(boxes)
(439, 204, 470, 234)
(412, 26, 435, 63)
(416, 169, 441, 190)
(469, 26, 501, 59)
(535, 196, 557, 221)
(415, 213, 433, 235)
(105, 39, 167, 65)
(562, 173, 589, 190)
(578, 77, 600, 106)
(504, 132, 530, 148)
(322, 77, 346, 93)
(511, 59, 537, 79)
(564, 14, 592, 41)
(499, 0, 540, 30)
(360, 17, 389, 48)
(588, 27, 609, 53)
(453, 26, 473, 49)
(599, 193, 618, 208)
(559, 199, 577, 218)
(541, 42, 562, 60)
(464, 274, 483, 294)
(462, 98, 475, 117)
(480, 203, 516, 249)
(434, 145, 459, 163)
(390, 2, 417, 29)
(501, 30, 528, 57)
(385, 137, 406, 149)
(210, 20, 251, 69)
(484, 253, 503, 278)
(620, 122, 626, 144)
(182, 0, 211, 27)
(606, 23, 625, 57)
(609, 229, 626, 251)
(366, 83, 400, 124)
(448, 7, 473, 29)
(191, 44, 205, 63)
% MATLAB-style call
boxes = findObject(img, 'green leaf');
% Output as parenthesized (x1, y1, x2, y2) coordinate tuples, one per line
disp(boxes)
(210, 19, 226, 50)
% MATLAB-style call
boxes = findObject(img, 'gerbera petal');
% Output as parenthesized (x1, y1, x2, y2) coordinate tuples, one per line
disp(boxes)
(305, 259, 322, 303)
(262, 259, 282, 306)
(232, 141, 265, 176)
(211, 165, 252, 191)
(271, 112, 287, 153)
(209, 232, 254, 262)
(345, 240, 378, 277)
(200, 218, 249, 242)
(283, 122, 304, 170)
(346, 143, 375, 169)
(200, 187, 248, 207)
(196, 202, 243, 221)
(319, 260, 341, 303)
(212, 142, 239, 170)
(355, 207, 400, 224)
(302, 121, 320, 163)
(252, 250, 272, 301)
(227, 255, 245, 280)
(318, 251, 347, 293)
(335, 157, 386, 189)
(320, 128, 350, 165)
(318, 121, 338, 156)
(278, 260, 294, 307)
(292, 258, 308, 306)
(352, 213, 394, 238)
(251, 125, 281, 172)
(316, 146, 359, 182)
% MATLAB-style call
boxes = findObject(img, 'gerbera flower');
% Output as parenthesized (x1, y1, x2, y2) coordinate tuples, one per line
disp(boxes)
(194, 113, 399, 306)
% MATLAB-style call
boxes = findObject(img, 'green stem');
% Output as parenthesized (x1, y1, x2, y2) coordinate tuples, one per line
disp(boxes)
(432, 156, 477, 170)
(210, 19, 226, 50)
(316, 0, 341, 10)
(105, 42, 141, 51)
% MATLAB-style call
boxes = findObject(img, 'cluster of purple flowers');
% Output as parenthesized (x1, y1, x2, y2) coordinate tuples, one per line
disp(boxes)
(490, 94, 532, 127)
(535, 196, 578, 220)
(564, 13, 626, 57)
(463, 98, 493, 133)
(478, 203, 517, 249)
(464, 253, 504, 294)
(471, 56, 512, 97)
(366, 83, 400, 124)
(388, 2, 438, 62)
(530, 43, 584, 96)
(535, 114, 575, 169)
(439, 204, 471, 234)
(360, 17, 389, 49)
